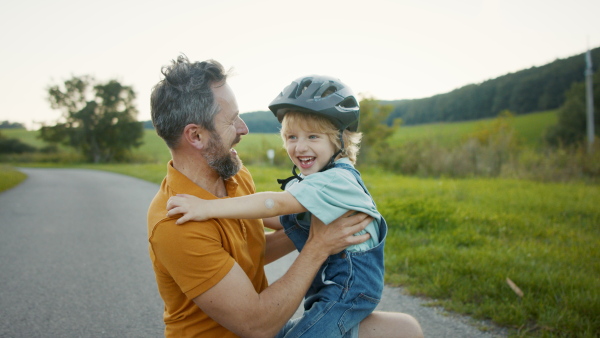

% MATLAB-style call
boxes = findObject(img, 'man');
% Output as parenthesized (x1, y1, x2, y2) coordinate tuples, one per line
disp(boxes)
(148, 55, 423, 337)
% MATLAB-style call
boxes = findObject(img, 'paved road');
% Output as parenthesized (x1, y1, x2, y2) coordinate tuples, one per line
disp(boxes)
(0, 168, 164, 337)
(0, 168, 506, 337)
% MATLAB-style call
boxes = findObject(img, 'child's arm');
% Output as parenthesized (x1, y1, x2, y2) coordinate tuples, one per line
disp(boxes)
(166, 191, 307, 225)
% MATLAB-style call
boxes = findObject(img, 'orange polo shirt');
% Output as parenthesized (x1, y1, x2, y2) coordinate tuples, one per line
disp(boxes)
(147, 161, 268, 337)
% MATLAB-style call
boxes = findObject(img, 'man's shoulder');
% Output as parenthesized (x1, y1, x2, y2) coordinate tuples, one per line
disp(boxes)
(237, 166, 252, 179)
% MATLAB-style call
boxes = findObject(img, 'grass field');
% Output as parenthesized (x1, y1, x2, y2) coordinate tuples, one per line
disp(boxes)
(2, 109, 598, 337)
(2, 110, 558, 164)
(390, 110, 558, 147)
(0, 165, 27, 192)
(1, 128, 49, 148)
(369, 171, 599, 337)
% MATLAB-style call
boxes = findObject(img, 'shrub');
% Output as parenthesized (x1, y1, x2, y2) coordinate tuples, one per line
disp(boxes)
(0, 133, 37, 154)
(377, 112, 600, 182)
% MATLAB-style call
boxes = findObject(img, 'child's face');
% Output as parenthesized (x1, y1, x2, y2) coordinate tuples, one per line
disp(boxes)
(284, 125, 336, 176)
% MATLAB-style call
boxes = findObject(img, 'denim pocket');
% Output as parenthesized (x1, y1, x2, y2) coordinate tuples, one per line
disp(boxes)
(321, 253, 353, 294)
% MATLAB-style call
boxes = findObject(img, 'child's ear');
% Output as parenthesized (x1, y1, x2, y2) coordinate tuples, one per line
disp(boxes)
(182, 124, 206, 150)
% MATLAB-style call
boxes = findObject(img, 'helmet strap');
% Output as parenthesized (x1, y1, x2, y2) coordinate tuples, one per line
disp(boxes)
(319, 130, 344, 172)
(277, 165, 303, 190)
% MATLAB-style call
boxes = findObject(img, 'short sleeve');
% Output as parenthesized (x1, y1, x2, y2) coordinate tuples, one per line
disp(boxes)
(286, 168, 379, 225)
(150, 219, 235, 300)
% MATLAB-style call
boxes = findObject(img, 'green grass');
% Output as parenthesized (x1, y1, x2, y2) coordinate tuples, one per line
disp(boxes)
(513, 111, 558, 146)
(1, 129, 48, 148)
(391, 110, 558, 147)
(133, 129, 172, 163)
(362, 171, 599, 337)
(0, 165, 27, 192)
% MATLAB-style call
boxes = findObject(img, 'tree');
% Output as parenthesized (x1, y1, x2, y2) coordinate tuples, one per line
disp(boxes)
(0, 121, 26, 129)
(545, 71, 600, 147)
(40, 76, 143, 163)
(358, 97, 401, 164)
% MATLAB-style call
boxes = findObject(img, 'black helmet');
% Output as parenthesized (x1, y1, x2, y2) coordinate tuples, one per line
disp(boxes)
(268, 75, 360, 132)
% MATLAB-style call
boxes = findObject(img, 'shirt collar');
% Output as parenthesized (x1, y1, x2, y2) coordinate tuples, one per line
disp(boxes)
(166, 160, 239, 198)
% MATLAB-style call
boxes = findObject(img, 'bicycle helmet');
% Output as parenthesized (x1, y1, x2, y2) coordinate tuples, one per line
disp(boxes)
(268, 75, 360, 132)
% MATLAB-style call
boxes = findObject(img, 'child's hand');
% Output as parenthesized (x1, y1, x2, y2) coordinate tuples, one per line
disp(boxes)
(166, 194, 210, 224)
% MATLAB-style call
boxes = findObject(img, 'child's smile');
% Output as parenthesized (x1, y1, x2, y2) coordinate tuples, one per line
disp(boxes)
(285, 128, 336, 176)
(297, 156, 316, 169)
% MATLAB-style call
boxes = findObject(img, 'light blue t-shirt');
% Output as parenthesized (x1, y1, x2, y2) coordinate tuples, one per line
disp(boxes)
(285, 158, 381, 252)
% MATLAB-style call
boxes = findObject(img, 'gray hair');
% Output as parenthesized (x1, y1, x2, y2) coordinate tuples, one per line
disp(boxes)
(150, 55, 227, 149)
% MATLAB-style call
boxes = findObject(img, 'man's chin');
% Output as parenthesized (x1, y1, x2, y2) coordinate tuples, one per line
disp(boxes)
(220, 156, 243, 180)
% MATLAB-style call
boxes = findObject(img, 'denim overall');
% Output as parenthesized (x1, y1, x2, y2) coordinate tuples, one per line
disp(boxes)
(276, 162, 388, 338)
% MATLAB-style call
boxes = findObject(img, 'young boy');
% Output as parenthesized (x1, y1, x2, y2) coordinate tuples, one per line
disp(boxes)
(167, 75, 387, 337)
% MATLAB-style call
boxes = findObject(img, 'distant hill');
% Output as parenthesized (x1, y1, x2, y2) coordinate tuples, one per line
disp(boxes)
(387, 47, 600, 125)
(240, 110, 280, 133)
(142, 112, 280, 133)
(142, 120, 154, 129)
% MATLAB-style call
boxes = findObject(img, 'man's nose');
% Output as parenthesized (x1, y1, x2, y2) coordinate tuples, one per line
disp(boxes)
(236, 117, 249, 135)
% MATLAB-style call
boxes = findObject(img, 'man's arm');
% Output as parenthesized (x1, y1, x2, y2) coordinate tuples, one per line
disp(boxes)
(193, 211, 372, 338)
(262, 216, 283, 230)
(264, 228, 295, 265)
(167, 191, 305, 224)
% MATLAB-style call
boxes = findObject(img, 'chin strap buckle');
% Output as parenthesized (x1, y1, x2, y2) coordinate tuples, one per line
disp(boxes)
(276, 165, 303, 190)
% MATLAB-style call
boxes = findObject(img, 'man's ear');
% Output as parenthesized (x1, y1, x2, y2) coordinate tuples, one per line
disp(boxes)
(182, 124, 206, 150)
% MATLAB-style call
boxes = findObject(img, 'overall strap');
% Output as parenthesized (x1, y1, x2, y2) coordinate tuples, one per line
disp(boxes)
(333, 163, 376, 206)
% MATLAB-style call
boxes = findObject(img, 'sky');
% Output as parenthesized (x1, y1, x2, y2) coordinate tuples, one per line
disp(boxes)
(1, 0, 599, 130)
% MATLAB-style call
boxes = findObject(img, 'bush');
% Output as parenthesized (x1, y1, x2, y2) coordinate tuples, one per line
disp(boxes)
(0, 136, 37, 154)
(376, 112, 600, 183)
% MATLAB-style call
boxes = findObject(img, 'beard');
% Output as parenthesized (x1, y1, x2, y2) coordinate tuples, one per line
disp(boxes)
(203, 131, 242, 180)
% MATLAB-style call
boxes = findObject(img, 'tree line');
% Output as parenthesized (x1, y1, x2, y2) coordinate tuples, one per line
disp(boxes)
(0, 121, 26, 129)
(386, 47, 600, 125)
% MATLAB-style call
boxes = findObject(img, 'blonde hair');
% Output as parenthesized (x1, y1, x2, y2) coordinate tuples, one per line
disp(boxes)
(280, 111, 362, 164)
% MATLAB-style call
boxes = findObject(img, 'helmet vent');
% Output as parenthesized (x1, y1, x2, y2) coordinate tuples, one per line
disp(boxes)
(321, 86, 337, 98)
(339, 96, 358, 109)
(296, 80, 312, 97)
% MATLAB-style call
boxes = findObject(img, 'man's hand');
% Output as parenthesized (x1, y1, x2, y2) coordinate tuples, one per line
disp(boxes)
(306, 211, 372, 259)
(166, 194, 210, 224)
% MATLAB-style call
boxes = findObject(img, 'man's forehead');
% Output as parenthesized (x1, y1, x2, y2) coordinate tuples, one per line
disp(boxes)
(212, 82, 238, 119)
